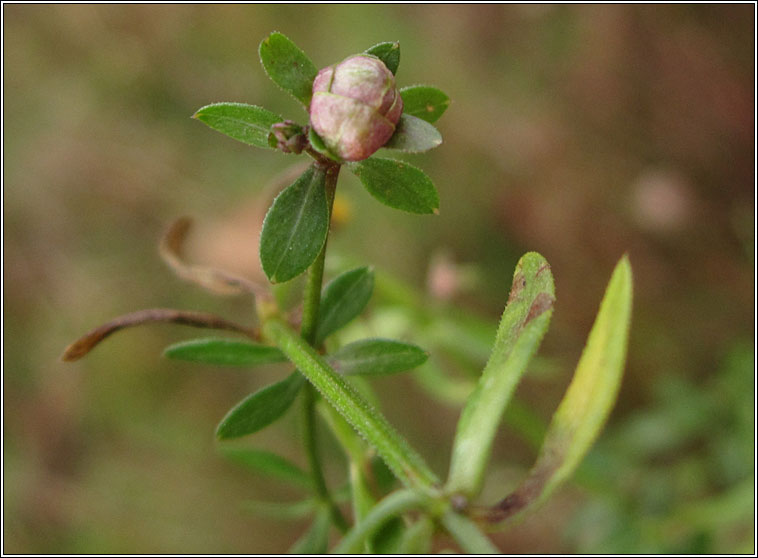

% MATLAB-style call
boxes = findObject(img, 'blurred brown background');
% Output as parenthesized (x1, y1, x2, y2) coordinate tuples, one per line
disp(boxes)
(3, 4, 754, 553)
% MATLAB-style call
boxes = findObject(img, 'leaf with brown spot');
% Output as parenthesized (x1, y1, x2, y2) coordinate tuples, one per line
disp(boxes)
(61, 308, 258, 362)
(446, 252, 555, 499)
(479, 255, 633, 525)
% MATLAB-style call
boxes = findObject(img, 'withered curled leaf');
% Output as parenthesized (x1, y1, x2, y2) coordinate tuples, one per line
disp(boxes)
(61, 308, 258, 362)
(160, 217, 265, 297)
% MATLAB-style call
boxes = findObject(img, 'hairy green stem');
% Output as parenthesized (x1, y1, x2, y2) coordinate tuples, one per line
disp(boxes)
(331, 489, 426, 554)
(263, 317, 440, 493)
(298, 162, 347, 533)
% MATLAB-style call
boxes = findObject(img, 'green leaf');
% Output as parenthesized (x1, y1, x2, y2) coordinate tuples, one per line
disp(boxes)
(289, 506, 331, 554)
(216, 371, 305, 439)
(193, 103, 283, 149)
(164, 338, 286, 366)
(446, 252, 555, 498)
(328, 338, 428, 376)
(259, 32, 318, 108)
(399, 85, 450, 123)
(218, 446, 311, 489)
(348, 157, 439, 215)
(488, 255, 632, 523)
(383, 114, 442, 153)
(315, 267, 375, 345)
(260, 165, 329, 283)
(364, 41, 400, 75)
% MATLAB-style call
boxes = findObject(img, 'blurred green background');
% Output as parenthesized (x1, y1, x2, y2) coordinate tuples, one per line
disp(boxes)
(3, 4, 754, 554)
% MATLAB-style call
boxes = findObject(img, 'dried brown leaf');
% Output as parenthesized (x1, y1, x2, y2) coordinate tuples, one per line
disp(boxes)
(160, 217, 265, 297)
(61, 308, 258, 362)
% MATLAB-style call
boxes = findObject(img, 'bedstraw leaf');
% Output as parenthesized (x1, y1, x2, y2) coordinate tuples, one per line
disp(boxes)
(259, 32, 318, 108)
(216, 371, 305, 439)
(483, 255, 633, 524)
(447, 252, 555, 498)
(260, 165, 329, 284)
(348, 157, 439, 215)
(315, 267, 375, 344)
(219, 447, 311, 489)
(193, 103, 283, 149)
(399, 85, 450, 123)
(328, 338, 428, 375)
(365, 41, 400, 75)
(383, 114, 442, 153)
(164, 338, 286, 367)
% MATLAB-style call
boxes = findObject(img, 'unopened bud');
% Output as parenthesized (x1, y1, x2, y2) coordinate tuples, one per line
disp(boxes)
(309, 54, 403, 162)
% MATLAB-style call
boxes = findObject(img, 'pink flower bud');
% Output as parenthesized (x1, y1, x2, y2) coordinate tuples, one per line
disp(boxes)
(309, 54, 403, 162)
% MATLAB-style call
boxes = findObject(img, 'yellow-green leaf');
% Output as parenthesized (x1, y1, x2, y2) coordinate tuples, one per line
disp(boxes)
(486, 255, 633, 523)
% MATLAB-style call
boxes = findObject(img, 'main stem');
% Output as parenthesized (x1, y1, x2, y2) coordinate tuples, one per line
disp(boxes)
(298, 162, 347, 532)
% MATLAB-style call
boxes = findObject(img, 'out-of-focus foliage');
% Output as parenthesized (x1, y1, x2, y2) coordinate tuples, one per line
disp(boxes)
(3, 4, 753, 553)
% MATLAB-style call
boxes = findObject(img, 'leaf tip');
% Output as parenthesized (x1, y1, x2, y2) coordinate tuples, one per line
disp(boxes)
(215, 423, 230, 440)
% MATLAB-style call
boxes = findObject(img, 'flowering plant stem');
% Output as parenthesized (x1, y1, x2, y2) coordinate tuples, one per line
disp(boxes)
(62, 32, 633, 553)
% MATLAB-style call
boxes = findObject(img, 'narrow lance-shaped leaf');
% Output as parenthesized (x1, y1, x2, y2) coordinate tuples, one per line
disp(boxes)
(259, 32, 318, 108)
(219, 446, 312, 489)
(193, 103, 283, 149)
(164, 338, 286, 367)
(289, 506, 332, 554)
(399, 85, 450, 123)
(216, 371, 305, 439)
(364, 41, 400, 75)
(348, 157, 439, 215)
(446, 252, 555, 498)
(482, 255, 633, 524)
(328, 338, 428, 376)
(260, 165, 329, 284)
(383, 114, 442, 153)
(315, 267, 374, 345)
